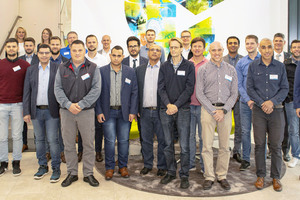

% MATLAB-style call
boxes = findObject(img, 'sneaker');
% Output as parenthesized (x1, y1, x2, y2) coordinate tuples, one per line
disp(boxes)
(288, 157, 299, 168)
(160, 174, 176, 185)
(34, 165, 49, 179)
(0, 162, 8, 177)
(189, 167, 196, 171)
(50, 169, 61, 183)
(12, 160, 21, 176)
(239, 160, 250, 171)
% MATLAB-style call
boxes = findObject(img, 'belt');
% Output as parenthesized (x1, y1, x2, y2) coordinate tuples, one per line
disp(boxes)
(212, 103, 224, 107)
(274, 104, 283, 109)
(143, 107, 157, 110)
(110, 106, 121, 110)
(37, 105, 49, 109)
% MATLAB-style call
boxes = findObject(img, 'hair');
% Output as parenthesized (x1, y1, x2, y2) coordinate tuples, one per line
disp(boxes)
(86, 34, 98, 43)
(24, 37, 36, 45)
(111, 45, 124, 54)
(146, 29, 156, 35)
(38, 44, 51, 52)
(126, 36, 140, 47)
(169, 37, 183, 48)
(260, 38, 273, 48)
(191, 37, 206, 47)
(50, 36, 62, 43)
(291, 40, 300, 47)
(5, 38, 18, 46)
(67, 31, 78, 37)
(274, 33, 285, 40)
(181, 30, 191, 36)
(41, 28, 53, 44)
(245, 35, 258, 44)
(15, 27, 27, 41)
(226, 36, 240, 45)
(70, 40, 85, 47)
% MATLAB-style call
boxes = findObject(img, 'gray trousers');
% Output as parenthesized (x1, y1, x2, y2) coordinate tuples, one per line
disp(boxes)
(60, 108, 95, 177)
(252, 105, 284, 179)
(232, 99, 242, 154)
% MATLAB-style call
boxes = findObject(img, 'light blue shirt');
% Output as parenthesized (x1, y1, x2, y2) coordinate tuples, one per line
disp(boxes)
(140, 44, 165, 63)
(143, 61, 160, 107)
(36, 62, 50, 105)
(25, 54, 33, 65)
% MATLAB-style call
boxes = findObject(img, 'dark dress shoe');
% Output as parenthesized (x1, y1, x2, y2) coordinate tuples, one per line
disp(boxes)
(95, 152, 103, 162)
(203, 180, 214, 190)
(140, 167, 152, 175)
(61, 174, 78, 187)
(105, 169, 114, 180)
(255, 177, 264, 190)
(218, 179, 231, 190)
(233, 153, 242, 163)
(118, 167, 130, 178)
(22, 144, 28, 152)
(160, 174, 176, 184)
(83, 175, 99, 187)
(180, 177, 189, 189)
(157, 169, 167, 177)
(273, 179, 282, 192)
(77, 152, 83, 163)
(283, 154, 291, 162)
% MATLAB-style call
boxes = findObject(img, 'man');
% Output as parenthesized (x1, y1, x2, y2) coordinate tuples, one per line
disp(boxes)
(50, 36, 69, 64)
(0, 38, 30, 176)
(136, 44, 167, 176)
(188, 37, 208, 172)
(247, 38, 288, 192)
(98, 35, 112, 63)
(140, 29, 165, 63)
(181, 30, 192, 59)
(236, 35, 260, 171)
(95, 46, 138, 180)
(223, 36, 243, 163)
(23, 44, 61, 182)
(54, 40, 101, 187)
(158, 37, 195, 189)
(196, 41, 238, 191)
(122, 36, 148, 69)
(60, 31, 78, 59)
(284, 40, 300, 168)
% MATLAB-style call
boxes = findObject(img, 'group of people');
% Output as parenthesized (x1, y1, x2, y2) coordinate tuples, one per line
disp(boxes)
(0, 26, 300, 193)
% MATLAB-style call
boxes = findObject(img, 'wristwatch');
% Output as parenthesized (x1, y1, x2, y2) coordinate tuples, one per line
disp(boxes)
(222, 108, 227, 114)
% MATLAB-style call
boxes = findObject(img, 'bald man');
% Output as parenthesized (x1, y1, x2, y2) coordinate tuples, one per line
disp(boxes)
(98, 35, 111, 63)
(196, 41, 238, 191)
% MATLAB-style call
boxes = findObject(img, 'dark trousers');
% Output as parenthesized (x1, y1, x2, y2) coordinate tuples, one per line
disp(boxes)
(22, 122, 28, 145)
(253, 105, 284, 179)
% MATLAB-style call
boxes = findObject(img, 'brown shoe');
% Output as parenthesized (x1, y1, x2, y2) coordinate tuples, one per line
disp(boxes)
(61, 152, 66, 163)
(22, 144, 28, 152)
(273, 179, 282, 192)
(118, 167, 130, 178)
(95, 152, 103, 162)
(46, 152, 51, 162)
(105, 169, 114, 180)
(78, 152, 83, 163)
(254, 177, 264, 190)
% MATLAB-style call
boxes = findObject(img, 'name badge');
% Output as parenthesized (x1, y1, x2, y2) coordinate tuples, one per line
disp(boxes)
(81, 73, 90, 80)
(270, 74, 278, 80)
(225, 74, 232, 81)
(125, 78, 131, 84)
(177, 70, 185, 76)
(64, 52, 69, 55)
(13, 65, 21, 72)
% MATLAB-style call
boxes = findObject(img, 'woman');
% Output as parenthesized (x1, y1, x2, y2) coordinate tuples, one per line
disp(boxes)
(15, 27, 27, 56)
(37, 28, 52, 50)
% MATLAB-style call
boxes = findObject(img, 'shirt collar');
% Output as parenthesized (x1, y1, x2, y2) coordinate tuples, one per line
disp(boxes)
(38, 61, 50, 69)
(147, 60, 160, 68)
(25, 54, 33, 59)
(70, 58, 86, 68)
(110, 64, 122, 72)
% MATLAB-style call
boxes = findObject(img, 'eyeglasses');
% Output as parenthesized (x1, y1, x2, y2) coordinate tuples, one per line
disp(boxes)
(38, 52, 51, 55)
(149, 49, 161, 52)
(129, 45, 139, 49)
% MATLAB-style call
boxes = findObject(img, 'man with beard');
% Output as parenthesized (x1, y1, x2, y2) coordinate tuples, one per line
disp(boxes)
(0, 38, 30, 176)
(50, 36, 69, 64)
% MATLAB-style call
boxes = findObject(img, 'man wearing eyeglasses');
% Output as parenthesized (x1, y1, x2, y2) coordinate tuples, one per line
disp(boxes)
(181, 30, 192, 59)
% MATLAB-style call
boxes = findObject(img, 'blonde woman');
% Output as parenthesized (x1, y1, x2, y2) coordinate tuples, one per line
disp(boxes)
(15, 27, 27, 56)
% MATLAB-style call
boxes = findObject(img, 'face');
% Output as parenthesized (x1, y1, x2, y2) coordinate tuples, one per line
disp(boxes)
(148, 44, 161, 61)
(86, 36, 98, 52)
(5, 42, 19, 57)
(290, 42, 300, 60)
(128, 40, 140, 57)
(42, 30, 50, 41)
(70, 43, 85, 63)
(67, 33, 78, 45)
(17, 28, 25, 40)
(38, 48, 51, 64)
(50, 39, 61, 55)
(101, 35, 111, 49)
(259, 40, 274, 61)
(227, 38, 239, 54)
(110, 49, 124, 66)
(181, 32, 191, 46)
(146, 31, 156, 44)
(209, 42, 224, 64)
(245, 38, 258, 54)
(273, 37, 285, 52)
(169, 40, 183, 58)
(24, 41, 35, 55)
(191, 41, 205, 57)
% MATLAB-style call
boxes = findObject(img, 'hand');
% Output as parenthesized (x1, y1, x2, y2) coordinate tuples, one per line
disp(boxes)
(261, 100, 274, 114)
(23, 115, 31, 123)
(97, 114, 105, 123)
(129, 114, 136, 122)
(166, 104, 178, 115)
(69, 103, 81, 115)
(247, 100, 254, 110)
(212, 110, 225, 122)
(137, 113, 140, 118)
(296, 108, 300, 118)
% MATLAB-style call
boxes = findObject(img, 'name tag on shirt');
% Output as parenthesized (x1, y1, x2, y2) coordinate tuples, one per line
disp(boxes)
(64, 52, 69, 55)
(270, 74, 278, 80)
(13, 65, 21, 72)
(125, 78, 131, 84)
(225, 74, 232, 82)
(177, 70, 185, 76)
(81, 73, 90, 80)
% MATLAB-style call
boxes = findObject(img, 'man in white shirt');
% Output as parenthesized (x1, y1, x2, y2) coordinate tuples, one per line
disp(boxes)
(181, 30, 192, 59)
(98, 35, 111, 63)
(85, 35, 109, 68)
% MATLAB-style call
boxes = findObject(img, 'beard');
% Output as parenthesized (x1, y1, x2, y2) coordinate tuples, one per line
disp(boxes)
(25, 50, 34, 55)
(88, 47, 97, 52)
(51, 49, 60, 55)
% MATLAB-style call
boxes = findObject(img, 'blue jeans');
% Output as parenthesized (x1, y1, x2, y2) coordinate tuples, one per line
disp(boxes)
(31, 108, 61, 169)
(46, 121, 63, 153)
(0, 103, 23, 162)
(140, 108, 166, 169)
(285, 102, 300, 159)
(160, 107, 190, 178)
(240, 101, 252, 162)
(103, 109, 131, 170)
(189, 105, 204, 171)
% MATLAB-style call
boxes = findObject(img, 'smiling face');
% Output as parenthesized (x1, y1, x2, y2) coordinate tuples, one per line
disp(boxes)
(273, 36, 285, 53)
(24, 41, 35, 55)
(245, 38, 258, 54)
(145, 30, 156, 44)
(102, 35, 111, 50)
(50, 39, 62, 55)
(291, 42, 300, 60)
(42, 29, 50, 42)
(209, 42, 224, 65)
(5, 42, 19, 58)
(169, 40, 183, 58)
(259, 39, 274, 62)
(38, 47, 51, 65)
(181, 31, 191, 46)
(227, 38, 239, 54)
(191, 41, 205, 57)
(16, 28, 26, 41)
(67, 33, 78, 45)
(86, 36, 98, 52)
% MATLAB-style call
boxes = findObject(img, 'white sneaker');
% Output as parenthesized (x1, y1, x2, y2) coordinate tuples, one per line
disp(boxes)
(288, 157, 299, 168)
